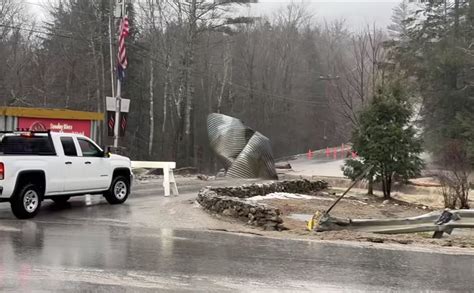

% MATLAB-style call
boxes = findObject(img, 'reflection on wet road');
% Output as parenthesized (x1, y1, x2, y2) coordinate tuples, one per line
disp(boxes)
(1, 219, 474, 292)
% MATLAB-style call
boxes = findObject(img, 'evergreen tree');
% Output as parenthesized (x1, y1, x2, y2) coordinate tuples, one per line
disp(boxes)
(393, 0, 473, 161)
(347, 78, 423, 199)
(387, 0, 411, 40)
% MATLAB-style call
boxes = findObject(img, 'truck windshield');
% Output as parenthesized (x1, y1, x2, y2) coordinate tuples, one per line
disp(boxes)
(0, 135, 56, 155)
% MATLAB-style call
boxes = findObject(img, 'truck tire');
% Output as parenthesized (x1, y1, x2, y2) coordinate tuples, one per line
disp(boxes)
(11, 183, 42, 219)
(104, 175, 130, 204)
(52, 196, 70, 205)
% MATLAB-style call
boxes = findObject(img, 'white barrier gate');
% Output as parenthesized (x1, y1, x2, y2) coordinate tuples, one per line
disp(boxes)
(131, 161, 179, 197)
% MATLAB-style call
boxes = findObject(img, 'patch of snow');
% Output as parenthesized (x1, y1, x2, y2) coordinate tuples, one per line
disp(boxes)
(287, 213, 314, 221)
(247, 192, 314, 201)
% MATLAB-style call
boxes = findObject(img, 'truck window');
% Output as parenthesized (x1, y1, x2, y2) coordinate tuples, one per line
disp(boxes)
(60, 137, 77, 156)
(78, 138, 102, 157)
(0, 135, 55, 155)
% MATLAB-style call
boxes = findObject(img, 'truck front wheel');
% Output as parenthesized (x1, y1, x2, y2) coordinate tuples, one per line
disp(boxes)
(11, 184, 42, 219)
(104, 176, 130, 204)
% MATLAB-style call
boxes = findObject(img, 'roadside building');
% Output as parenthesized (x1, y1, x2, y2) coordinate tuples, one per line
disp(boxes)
(0, 107, 103, 140)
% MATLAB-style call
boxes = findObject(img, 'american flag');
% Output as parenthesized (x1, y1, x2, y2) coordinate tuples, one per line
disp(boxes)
(117, 16, 130, 81)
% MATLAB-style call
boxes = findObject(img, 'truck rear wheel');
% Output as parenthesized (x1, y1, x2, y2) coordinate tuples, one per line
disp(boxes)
(11, 183, 42, 219)
(104, 176, 130, 204)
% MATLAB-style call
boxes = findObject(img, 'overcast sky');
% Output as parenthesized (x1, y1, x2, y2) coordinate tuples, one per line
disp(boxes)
(247, 0, 398, 30)
(25, 0, 399, 31)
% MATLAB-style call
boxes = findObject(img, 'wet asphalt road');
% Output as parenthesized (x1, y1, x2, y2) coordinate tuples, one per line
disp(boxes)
(0, 181, 473, 292)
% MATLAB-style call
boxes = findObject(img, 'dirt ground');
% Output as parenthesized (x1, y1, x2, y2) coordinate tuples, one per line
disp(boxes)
(262, 190, 429, 220)
(259, 189, 474, 250)
(135, 172, 474, 251)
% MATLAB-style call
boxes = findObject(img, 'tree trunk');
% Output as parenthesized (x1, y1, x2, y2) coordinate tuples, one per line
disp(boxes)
(381, 169, 391, 199)
(183, 0, 197, 166)
(91, 38, 101, 114)
(386, 174, 392, 199)
(148, 58, 154, 157)
(381, 173, 392, 200)
(367, 178, 374, 195)
(217, 35, 231, 113)
(162, 53, 170, 135)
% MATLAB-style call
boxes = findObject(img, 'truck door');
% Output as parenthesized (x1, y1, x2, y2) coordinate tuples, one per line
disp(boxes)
(60, 136, 87, 192)
(76, 138, 111, 190)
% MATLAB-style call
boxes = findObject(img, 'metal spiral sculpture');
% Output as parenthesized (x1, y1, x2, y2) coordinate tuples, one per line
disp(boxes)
(207, 113, 278, 179)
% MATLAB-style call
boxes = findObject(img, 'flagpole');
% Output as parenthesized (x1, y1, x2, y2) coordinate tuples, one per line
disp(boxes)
(113, 0, 127, 148)
(108, 13, 115, 98)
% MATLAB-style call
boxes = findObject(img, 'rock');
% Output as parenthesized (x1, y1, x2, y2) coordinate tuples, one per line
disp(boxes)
(256, 218, 268, 225)
(367, 237, 384, 243)
(395, 239, 413, 245)
(382, 200, 390, 205)
(197, 175, 209, 181)
(222, 209, 236, 217)
(265, 215, 281, 222)
(266, 210, 277, 216)
(263, 223, 277, 231)
(216, 169, 226, 177)
(275, 163, 292, 169)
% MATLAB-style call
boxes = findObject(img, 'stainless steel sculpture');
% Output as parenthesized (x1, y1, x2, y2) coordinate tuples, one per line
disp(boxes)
(207, 113, 278, 179)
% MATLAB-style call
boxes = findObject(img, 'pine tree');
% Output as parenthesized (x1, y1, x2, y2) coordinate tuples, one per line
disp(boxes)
(387, 0, 411, 40)
(347, 77, 423, 199)
(393, 0, 473, 160)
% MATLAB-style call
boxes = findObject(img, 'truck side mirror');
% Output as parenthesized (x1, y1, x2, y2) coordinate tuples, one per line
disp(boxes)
(102, 146, 111, 158)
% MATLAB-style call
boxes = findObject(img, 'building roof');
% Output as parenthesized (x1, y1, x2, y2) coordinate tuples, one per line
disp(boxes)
(0, 107, 104, 121)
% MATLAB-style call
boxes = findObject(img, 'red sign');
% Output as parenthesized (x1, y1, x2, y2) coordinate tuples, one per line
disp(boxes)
(18, 117, 91, 137)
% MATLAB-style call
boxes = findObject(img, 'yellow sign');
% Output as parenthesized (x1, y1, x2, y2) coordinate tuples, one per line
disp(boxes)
(307, 211, 324, 231)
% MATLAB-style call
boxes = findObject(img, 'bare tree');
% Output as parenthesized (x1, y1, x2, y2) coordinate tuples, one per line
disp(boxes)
(327, 26, 387, 128)
(438, 140, 471, 209)
(1, 0, 356, 172)
(0, 0, 33, 106)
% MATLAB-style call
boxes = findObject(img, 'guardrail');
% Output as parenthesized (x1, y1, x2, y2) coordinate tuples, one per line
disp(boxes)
(131, 161, 179, 197)
(316, 209, 474, 238)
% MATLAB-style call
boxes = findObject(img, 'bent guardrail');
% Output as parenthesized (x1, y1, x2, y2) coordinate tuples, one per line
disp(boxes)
(315, 209, 474, 238)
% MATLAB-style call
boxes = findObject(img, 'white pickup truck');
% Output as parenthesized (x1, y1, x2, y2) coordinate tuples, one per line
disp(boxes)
(0, 131, 132, 219)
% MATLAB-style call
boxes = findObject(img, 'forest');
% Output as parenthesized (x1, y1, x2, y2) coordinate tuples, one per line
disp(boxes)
(0, 0, 472, 173)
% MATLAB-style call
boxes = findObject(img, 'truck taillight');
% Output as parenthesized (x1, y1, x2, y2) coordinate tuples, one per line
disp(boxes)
(0, 163, 3, 180)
